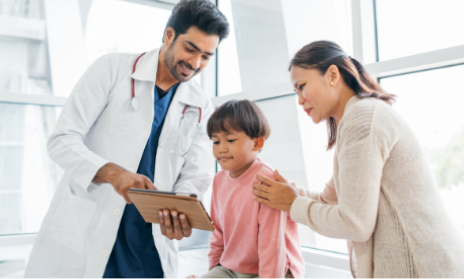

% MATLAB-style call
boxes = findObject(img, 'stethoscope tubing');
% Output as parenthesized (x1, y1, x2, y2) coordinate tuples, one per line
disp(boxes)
(131, 52, 202, 156)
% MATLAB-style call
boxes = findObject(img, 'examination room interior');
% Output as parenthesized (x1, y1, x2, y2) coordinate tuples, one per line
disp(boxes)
(1, 0, 464, 277)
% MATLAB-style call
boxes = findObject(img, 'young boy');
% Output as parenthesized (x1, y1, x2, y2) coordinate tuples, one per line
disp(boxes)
(198, 100, 305, 278)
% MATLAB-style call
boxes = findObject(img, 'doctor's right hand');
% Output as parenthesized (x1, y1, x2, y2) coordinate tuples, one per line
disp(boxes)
(94, 162, 156, 204)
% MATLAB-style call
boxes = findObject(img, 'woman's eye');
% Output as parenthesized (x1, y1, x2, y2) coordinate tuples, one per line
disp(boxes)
(299, 84, 305, 91)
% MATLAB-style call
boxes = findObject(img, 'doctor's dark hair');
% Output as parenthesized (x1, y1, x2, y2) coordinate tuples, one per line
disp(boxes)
(289, 40, 396, 150)
(163, 0, 229, 43)
(207, 100, 270, 140)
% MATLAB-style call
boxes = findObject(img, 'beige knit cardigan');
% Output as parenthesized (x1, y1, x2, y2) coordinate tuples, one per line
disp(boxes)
(290, 96, 464, 277)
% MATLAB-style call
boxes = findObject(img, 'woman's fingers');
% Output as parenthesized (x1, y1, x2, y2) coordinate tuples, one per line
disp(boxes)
(252, 182, 270, 194)
(256, 174, 275, 185)
(253, 195, 271, 206)
(274, 169, 289, 184)
(252, 190, 270, 201)
(252, 182, 271, 200)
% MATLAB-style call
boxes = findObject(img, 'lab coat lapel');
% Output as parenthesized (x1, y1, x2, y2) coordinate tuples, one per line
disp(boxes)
(131, 48, 159, 83)
(130, 48, 160, 125)
(158, 81, 202, 147)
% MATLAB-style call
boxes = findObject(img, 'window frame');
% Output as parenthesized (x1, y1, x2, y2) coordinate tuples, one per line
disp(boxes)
(210, 0, 464, 271)
(3, 0, 464, 274)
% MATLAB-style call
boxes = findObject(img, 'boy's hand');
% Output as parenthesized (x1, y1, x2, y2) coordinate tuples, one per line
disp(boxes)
(159, 209, 192, 240)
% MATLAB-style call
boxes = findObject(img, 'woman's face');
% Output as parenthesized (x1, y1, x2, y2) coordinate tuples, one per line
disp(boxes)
(290, 66, 337, 124)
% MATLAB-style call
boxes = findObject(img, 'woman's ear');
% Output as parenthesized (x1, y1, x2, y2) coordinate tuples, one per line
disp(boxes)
(326, 64, 340, 87)
(253, 137, 265, 152)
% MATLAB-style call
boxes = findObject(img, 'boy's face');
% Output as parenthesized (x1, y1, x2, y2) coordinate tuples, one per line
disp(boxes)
(211, 130, 264, 178)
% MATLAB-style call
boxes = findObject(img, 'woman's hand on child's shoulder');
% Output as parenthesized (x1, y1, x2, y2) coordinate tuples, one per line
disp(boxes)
(252, 169, 299, 212)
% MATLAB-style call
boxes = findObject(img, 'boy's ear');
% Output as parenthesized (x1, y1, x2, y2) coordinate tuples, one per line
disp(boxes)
(253, 137, 265, 152)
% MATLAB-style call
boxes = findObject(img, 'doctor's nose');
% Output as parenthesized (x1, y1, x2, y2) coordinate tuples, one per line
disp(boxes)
(189, 55, 201, 70)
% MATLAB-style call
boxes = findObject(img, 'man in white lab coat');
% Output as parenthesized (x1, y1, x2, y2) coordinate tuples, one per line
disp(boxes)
(25, 0, 229, 277)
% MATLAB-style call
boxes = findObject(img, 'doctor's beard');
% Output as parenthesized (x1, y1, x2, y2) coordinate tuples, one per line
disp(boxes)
(164, 43, 200, 82)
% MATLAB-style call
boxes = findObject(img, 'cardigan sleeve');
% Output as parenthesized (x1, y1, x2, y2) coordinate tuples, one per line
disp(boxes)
(290, 101, 398, 242)
(298, 176, 338, 205)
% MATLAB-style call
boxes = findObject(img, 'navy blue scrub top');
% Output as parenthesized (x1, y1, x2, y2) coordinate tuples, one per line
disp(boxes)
(103, 83, 179, 278)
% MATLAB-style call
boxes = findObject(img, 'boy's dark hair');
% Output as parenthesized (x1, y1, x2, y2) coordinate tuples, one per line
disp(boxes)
(163, 0, 230, 43)
(207, 100, 270, 140)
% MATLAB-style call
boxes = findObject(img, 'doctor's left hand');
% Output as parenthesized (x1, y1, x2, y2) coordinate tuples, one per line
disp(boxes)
(159, 209, 192, 240)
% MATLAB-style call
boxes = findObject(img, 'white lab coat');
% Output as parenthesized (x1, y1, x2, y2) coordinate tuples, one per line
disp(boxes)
(24, 48, 215, 278)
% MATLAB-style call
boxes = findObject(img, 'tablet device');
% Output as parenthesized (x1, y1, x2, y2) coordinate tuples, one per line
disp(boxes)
(128, 188, 214, 232)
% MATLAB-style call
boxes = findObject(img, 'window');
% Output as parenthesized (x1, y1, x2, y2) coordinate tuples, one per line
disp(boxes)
(217, 0, 352, 96)
(375, 0, 464, 61)
(0, 104, 61, 235)
(380, 65, 464, 238)
(217, 0, 352, 254)
(85, 0, 171, 65)
(0, 0, 172, 236)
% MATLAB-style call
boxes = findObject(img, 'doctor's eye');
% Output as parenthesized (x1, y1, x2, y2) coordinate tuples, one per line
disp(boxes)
(185, 47, 195, 53)
(202, 55, 211, 61)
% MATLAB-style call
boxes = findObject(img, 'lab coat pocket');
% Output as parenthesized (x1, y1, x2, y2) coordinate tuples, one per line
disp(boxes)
(49, 183, 97, 255)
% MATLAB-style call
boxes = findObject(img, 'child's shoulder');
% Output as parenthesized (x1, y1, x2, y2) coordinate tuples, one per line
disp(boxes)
(255, 159, 276, 181)
(213, 169, 228, 182)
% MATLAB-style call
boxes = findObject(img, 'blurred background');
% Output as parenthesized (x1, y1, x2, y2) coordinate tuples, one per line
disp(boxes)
(1, 0, 463, 277)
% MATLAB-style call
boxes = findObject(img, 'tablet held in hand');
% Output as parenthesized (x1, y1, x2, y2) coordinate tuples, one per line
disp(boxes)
(128, 189, 214, 231)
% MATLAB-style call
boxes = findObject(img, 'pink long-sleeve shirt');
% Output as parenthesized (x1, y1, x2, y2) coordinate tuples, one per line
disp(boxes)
(208, 158, 305, 278)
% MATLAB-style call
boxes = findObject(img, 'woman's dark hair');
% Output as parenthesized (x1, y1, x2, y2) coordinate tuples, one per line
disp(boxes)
(163, 0, 229, 43)
(289, 40, 396, 150)
(207, 100, 270, 140)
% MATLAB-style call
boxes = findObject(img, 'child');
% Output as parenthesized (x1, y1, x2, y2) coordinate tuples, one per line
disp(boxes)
(197, 100, 305, 278)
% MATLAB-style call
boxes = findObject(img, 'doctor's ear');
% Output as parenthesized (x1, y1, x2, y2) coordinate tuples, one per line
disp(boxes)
(164, 27, 176, 45)
(253, 137, 265, 152)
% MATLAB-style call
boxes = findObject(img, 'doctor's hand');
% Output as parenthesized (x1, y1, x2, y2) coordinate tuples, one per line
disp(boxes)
(94, 162, 156, 204)
(159, 209, 192, 240)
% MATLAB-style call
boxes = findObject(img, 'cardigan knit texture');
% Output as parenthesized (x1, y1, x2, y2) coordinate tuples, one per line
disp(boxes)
(291, 96, 464, 278)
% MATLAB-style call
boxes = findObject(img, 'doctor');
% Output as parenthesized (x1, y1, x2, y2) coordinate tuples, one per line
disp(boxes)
(25, 0, 229, 277)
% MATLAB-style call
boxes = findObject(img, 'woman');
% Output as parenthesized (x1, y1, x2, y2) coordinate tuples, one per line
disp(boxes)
(252, 41, 464, 277)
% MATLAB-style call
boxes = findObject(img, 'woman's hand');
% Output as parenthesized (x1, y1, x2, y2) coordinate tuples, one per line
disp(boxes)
(252, 170, 299, 212)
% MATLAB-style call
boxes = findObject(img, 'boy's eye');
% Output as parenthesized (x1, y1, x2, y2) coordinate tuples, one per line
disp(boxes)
(213, 141, 219, 145)
(227, 139, 236, 143)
